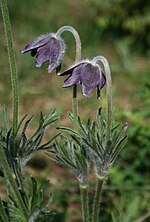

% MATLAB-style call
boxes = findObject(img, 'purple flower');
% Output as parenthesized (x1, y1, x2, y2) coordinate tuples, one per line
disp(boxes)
(58, 60, 106, 100)
(21, 34, 65, 73)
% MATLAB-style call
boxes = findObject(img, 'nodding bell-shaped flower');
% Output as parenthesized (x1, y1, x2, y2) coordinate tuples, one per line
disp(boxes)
(21, 33, 65, 73)
(58, 59, 106, 100)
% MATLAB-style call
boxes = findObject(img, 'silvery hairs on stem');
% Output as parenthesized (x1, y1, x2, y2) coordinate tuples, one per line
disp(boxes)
(21, 25, 127, 180)
(56, 55, 127, 180)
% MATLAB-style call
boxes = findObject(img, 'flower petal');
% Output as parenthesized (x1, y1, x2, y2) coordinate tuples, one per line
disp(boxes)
(97, 72, 106, 100)
(82, 84, 93, 97)
(47, 38, 65, 73)
(80, 63, 100, 93)
(35, 37, 65, 72)
(21, 33, 65, 73)
(21, 34, 52, 53)
(58, 62, 87, 76)
(63, 66, 82, 87)
(35, 42, 51, 67)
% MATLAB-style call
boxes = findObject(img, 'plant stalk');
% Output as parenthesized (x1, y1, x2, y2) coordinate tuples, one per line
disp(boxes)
(80, 183, 90, 222)
(57, 26, 82, 132)
(93, 56, 112, 142)
(0, 146, 28, 218)
(92, 175, 104, 222)
(1, 0, 19, 136)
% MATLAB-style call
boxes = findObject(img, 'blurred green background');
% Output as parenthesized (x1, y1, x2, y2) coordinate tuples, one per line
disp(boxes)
(0, 0, 150, 221)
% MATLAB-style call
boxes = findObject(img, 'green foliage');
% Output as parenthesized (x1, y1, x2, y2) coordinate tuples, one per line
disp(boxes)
(0, 109, 59, 176)
(111, 193, 150, 222)
(119, 71, 150, 184)
(56, 112, 127, 178)
(27, 177, 55, 222)
(48, 133, 89, 184)
(89, 0, 150, 53)
(0, 0, 149, 221)
(75, 114, 127, 178)
(0, 177, 55, 222)
(0, 109, 59, 222)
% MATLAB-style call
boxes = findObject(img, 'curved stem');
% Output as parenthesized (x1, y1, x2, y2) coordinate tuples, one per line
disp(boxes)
(92, 175, 104, 222)
(1, 0, 19, 136)
(57, 26, 82, 132)
(56, 26, 81, 61)
(93, 56, 112, 142)
(80, 183, 90, 222)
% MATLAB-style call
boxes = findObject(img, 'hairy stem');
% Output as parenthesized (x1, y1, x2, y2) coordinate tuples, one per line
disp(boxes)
(0, 147, 28, 218)
(1, 0, 19, 136)
(57, 26, 82, 132)
(93, 56, 112, 142)
(92, 175, 104, 222)
(56, 26, 81, 61)
(80, 183, 90, 222)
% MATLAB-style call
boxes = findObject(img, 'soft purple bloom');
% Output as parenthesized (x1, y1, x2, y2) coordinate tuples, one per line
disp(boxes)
(21, 34, 65, 73)
(58, 60, 106, 100)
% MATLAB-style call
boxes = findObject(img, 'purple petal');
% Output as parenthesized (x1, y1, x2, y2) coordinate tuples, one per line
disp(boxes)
(82, 84, 93, 97)
(34, 37, 65, 72)
(35, 42, 51, 67)
(58, 62, 86, 76)
(97, 72, 106, 100)
(21, 34, 52, 53)
(58, 66, 76, 76)
(48, 63, 59, 73)
(80, 63, 100, 94)
(63, 66, 82, 87)
(47, 38, 65, 73)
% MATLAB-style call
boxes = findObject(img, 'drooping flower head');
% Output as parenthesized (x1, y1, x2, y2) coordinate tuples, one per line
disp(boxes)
(21, 33, 65, 73)
(58, 59, 106, 100)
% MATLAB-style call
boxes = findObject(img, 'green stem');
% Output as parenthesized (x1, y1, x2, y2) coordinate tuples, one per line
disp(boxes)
(92, 175, 104, 222)
(93, 56, 112, 142)
(72, 84, 78, 131)
(57, 26, 82, 132)
(0, 198, 9, 222)
(80, 183, 90, 222)
(0, 147, 28, 218)
(1, 0, 19, 136)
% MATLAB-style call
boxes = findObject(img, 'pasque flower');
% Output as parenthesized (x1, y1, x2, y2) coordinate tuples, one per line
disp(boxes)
(21, 33, 65, 73)
(58, 60, 106, 99)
